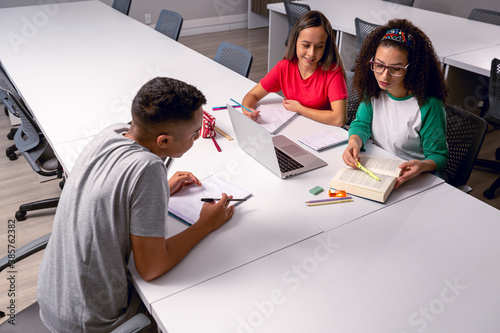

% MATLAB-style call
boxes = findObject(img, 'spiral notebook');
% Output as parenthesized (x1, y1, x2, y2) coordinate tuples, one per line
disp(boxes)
(168, 175, 251, 226)
(255, 103, 298, 134)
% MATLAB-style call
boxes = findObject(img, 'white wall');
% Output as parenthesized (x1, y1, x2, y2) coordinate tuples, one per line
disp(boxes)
(107, 0, 248, 36)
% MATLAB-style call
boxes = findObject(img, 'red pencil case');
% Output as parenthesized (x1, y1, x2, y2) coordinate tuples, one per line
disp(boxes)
(200, 111, 216, 138)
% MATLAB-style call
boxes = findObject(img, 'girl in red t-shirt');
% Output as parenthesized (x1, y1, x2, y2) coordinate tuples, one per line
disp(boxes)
(242, 10, 347, 127)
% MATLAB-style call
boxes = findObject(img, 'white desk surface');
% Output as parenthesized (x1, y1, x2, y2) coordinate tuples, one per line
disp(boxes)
(444, 45, 500, 77)
(152, 183, 500, 333)
(267, 0, 500, 69)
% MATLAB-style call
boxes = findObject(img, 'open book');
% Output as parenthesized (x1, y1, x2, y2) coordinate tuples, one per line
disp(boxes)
(256, 103, 298, 134)
(330, 155, 403, 203)
(168, 175, 251, 226)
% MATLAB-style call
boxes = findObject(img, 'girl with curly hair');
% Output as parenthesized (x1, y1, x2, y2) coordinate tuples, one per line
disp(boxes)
(242, 10, 347, 126)
(343, 18, 448, 189)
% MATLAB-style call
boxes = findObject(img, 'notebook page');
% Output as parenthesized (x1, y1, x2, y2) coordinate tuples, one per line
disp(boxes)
(256, 104, 298, 134)
(168, 175, 251, 225)
(298, 129, 348, 151)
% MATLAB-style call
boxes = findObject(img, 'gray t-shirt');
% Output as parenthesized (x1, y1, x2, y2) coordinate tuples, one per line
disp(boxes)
(37, 123, 169, 332)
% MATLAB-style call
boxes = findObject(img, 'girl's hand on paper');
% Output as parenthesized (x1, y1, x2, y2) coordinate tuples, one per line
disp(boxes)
(282, 98, 301, 113)
(198, 193, 235, 232)
(168, 171, 201, 195)
(242, 107, 261, 121)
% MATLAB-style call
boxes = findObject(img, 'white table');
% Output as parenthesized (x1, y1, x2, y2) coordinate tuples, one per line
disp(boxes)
(444, 45, 500, 78)
(0, 2, 497, 333)
(267, 0, 500, 73)
(152, 183, 500, 333)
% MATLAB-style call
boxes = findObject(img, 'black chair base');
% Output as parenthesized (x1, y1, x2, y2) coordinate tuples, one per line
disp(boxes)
(16, 198, 59, 221)
(5, 143, 17, 160)
(475, 147, 500, 199)
(7, 127, 16, 140)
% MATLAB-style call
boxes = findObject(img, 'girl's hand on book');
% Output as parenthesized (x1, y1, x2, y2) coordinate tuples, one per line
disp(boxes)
(395, 159, 436, 189)
(169, 171, 201, 195)
(342, 135, 362, 168)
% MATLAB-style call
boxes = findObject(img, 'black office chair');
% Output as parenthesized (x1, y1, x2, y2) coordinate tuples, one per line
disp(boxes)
(112, 0, 132, 16)
(155, 9, 183, 41)
(468, 8, 500, 25)
(0, 61, 21, 146)
(283, 0, 311, 46)
(1, 90, 62, 221)
(0, 234, 151, 333)
(382, 0, 414, 6)
(352, 18, 380, 71)
(475, 58, 500, 199)
(345, 71, 359, 126)
(214, 42, 253, 78)
(445, 105, 488, 191)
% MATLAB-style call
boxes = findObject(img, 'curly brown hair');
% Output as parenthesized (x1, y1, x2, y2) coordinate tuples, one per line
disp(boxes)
(353, 19, 448, 106)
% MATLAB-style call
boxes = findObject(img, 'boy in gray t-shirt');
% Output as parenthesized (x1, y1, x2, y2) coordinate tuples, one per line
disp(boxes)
(37, 77, 235, 332)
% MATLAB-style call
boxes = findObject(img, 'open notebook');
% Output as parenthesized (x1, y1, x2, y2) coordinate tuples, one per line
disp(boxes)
(168, 175, 251, 226)
(255, 103, 298, 134)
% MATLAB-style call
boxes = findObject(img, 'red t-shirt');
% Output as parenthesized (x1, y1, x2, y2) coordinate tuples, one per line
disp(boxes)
(260, 59, 347, 110)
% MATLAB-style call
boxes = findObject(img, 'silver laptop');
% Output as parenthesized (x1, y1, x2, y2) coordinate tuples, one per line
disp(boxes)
(227, 104, 327, 178)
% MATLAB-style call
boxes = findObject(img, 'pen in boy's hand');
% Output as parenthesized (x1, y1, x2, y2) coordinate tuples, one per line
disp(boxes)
(201, 198, 247, 202)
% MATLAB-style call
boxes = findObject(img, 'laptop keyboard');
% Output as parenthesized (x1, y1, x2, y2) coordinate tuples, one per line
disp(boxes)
(275, 147, 304, 173)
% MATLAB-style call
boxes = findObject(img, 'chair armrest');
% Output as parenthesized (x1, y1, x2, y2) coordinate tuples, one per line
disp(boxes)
(110, 313, 151, 333)
(0, 233, 51, 273)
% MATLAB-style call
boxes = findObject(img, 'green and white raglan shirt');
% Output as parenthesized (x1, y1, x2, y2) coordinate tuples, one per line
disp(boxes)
(348, 91, 448, 171)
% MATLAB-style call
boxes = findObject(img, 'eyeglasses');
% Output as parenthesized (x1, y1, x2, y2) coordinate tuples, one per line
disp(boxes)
(369, 58, 409, 77)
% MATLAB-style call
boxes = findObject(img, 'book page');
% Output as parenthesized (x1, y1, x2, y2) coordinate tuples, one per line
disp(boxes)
(256, 103, 298, 134)
(168, 175, 251, 225)
(359, 155, 403, 177)
(333, 168, 395, 191)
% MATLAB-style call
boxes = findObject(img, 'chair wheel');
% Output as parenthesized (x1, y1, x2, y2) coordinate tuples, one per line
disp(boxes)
(15, 210, 27, 221)
(7, 132, 14, 140)
(7, 152, 17, 160)
(484, 188, 497, 200)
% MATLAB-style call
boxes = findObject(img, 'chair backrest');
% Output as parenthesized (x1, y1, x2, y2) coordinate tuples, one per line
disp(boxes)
(155, 9, 183, 41)
(214, 42, 253, 78)
(354, 18, 380, 52)
(468, 8, 500, 26)
(2, 91, 41, 153)
(283, 0, 311, 45)
(484, 58, 500, 127)
(0, 61, 23, 117)
(3, 90, 59, 175)
(445, 105, 488, 188)
(381, 0, 414, 6)
(345, 71, 359, 125)
(112, 0, 132, 16)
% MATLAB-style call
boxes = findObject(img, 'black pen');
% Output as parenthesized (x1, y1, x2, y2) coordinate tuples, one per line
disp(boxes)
(201, 198, 247, 202)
